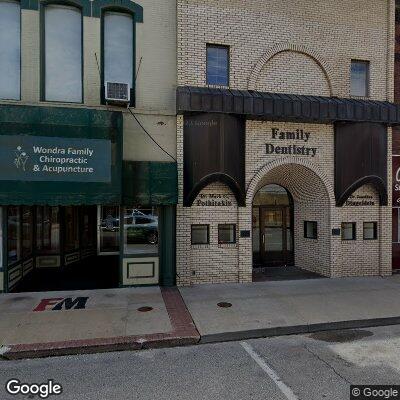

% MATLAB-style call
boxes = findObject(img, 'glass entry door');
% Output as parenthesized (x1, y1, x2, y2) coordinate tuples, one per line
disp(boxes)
(260, 206, 293, 266)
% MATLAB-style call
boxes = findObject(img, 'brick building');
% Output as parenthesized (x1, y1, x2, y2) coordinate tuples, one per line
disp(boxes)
(0, 0, 178, 292)
(176, 0, 399, 285)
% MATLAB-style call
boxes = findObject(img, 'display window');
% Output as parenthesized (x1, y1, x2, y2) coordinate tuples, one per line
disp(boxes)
(36, 206, 60, 254)
(7, 206, 20, 265)
(22, 206, 33, 258)
(64, 206, 79, 253)
(123, 207, 159, 255)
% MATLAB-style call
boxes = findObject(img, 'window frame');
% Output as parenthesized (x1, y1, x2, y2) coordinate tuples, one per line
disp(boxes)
(218, 224, 236, 244)
(350, 59, 370, 98)
(191, 224, 210, 245)
(40, 1, 84, 103)
(101, 7, 136, 106)
(341, 222, 357, 241)
(304, 221, 318, 240)
(363, 221, 378, 241)
(206, 43, 230, 87)
(0, 0, 21, 101)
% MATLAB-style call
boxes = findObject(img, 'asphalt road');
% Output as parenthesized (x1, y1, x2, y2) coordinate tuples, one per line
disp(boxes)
(1, 325, 400, 400)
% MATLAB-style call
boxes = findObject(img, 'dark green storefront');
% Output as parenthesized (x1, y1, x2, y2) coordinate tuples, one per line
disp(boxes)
(0, 104, 177, 292)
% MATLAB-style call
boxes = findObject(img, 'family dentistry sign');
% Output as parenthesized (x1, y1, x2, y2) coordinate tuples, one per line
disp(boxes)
(265, 128, 318, 157)
(0, 135, 111, 182)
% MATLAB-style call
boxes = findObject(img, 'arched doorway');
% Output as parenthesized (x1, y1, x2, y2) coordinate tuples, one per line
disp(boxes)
(252, 184, 294, 267)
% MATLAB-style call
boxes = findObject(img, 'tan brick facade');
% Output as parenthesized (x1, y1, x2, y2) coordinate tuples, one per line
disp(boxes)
(176, 0, 394, 285)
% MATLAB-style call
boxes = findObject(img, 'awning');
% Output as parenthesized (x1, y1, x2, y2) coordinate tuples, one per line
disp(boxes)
(177, 86, 400, 125)
(123, 161, 178, 205)
(0, 104, 123, 205)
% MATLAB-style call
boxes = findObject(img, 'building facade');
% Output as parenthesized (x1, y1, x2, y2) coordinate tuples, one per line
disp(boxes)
(0, 0, 178, 292)
(176, 0, 398, 285)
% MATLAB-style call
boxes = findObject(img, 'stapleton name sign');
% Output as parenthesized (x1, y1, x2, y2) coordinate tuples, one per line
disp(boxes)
(265, 128, 318, 157)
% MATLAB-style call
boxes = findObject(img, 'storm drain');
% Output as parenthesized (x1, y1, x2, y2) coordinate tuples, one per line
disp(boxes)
(309, 329, 373, 343)
(137, 306, 153, 312)
(217, 302, 232, 308)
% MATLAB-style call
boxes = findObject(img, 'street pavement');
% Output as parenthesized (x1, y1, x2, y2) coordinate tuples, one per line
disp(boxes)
(1, 324, 400, 400)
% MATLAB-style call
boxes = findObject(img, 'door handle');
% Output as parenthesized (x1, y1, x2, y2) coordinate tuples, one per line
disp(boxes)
(262, 233, 265, 244)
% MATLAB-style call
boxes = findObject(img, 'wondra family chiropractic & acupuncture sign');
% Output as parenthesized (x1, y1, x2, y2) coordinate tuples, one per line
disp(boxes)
(0, 135, 111, 183)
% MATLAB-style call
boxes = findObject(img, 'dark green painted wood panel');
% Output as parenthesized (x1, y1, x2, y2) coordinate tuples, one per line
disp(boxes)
(123, 161, 178, 206)
(159, 205, 176, 287)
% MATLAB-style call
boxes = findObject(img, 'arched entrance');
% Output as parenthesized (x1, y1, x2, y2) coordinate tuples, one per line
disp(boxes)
(252, 184, 294, 267)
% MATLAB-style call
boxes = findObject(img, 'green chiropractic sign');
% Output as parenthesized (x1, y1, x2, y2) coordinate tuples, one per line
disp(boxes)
(0, 135, 111, 183)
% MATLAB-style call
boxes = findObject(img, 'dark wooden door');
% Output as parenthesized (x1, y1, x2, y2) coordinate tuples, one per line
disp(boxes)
(260, 206, 293, 267)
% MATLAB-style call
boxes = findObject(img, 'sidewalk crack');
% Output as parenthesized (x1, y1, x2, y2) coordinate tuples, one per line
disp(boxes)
(303, 344, 352, 385)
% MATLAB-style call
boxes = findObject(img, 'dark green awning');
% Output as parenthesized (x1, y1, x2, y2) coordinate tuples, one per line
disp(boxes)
(123, 161, 178, 205)
(0, 104, 123, 205)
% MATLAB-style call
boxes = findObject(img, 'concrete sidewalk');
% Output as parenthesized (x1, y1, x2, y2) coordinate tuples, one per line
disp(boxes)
(179, 276, 400, 343)
(0, 287, 199, 359)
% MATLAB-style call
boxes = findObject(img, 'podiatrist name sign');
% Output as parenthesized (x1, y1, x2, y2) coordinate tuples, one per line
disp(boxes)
(0, 135, 111, 183)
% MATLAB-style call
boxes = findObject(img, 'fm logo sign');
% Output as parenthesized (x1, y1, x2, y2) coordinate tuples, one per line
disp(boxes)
(33, 297, 89, 312)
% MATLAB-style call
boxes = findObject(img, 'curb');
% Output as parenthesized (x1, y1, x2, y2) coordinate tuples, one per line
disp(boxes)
(199, 316, 400, 343)
(1, 287, 200, 360)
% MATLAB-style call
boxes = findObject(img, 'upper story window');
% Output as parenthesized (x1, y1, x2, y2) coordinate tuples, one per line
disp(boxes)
(103, 11, 134, 103)
(206, 44, 229, 86)
(0, 0, 21, 100)
(351, 60, 369, 97)
(44, 4, 82, 102)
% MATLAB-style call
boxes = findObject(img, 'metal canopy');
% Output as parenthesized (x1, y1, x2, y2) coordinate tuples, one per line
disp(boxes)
(177, 86, 400, 125)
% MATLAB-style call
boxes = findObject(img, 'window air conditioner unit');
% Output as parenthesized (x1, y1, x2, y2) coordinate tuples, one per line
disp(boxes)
(105, 82, 130, 105)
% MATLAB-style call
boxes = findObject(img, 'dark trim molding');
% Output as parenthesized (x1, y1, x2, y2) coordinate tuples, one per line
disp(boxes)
(177, 86, 400, 125)
(92, 0, 143, 21)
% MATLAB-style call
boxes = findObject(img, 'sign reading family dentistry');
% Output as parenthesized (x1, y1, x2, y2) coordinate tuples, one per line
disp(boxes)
(266, 128, 318, 157)
(0, 135, 111, 183)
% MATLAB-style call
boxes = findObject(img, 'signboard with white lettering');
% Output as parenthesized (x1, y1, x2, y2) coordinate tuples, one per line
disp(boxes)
(0, 135, 111, 183)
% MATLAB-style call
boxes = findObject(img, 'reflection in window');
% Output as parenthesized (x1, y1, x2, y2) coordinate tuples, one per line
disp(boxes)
(351, 60, 369, 97)
(206, 44, 229, 86)
(0, 0, 20, 100)
(191, 225, 209, 245)
(304, 221, 318, 239)
(100, 205, 120, 253)
(22, 207, 33, 258)
(8, 206, 20, 265)
(104, 12, 133, 86)
(342, 222, 356, 241)
(363, 222, 377, 240)
(36, 206, 60, 254)
(44, 5, 82, 102)
(65, 206, 79, 253)
(218, 224, 236, 244)
(124, 207, 159, 255)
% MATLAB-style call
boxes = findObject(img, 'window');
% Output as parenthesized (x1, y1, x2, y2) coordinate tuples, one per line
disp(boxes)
(342, 222, 356, 240)
(99, 205, 120, 253)
(206, 44, 229, 86)
(7, 206, 20, 265)
(351, 60, 369, 97)
(363, 222, 377, 240)
(218, 224, 236, 244)
(44, 5, 82, 102)
(22, 206, 33, 258)
(191, 225, 209, 245)
(304, 221, 318, 239)
(0, 0, 20, 100)
(123, 207, 159, 255)
(64, 206, 79, 253)
(103, 11, 134, 99)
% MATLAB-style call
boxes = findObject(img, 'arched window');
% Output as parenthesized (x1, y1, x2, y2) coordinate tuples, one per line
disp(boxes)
(103, 11, 134, 102)
(0, 0, 20, 100)
(44, 4, 82, 102)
